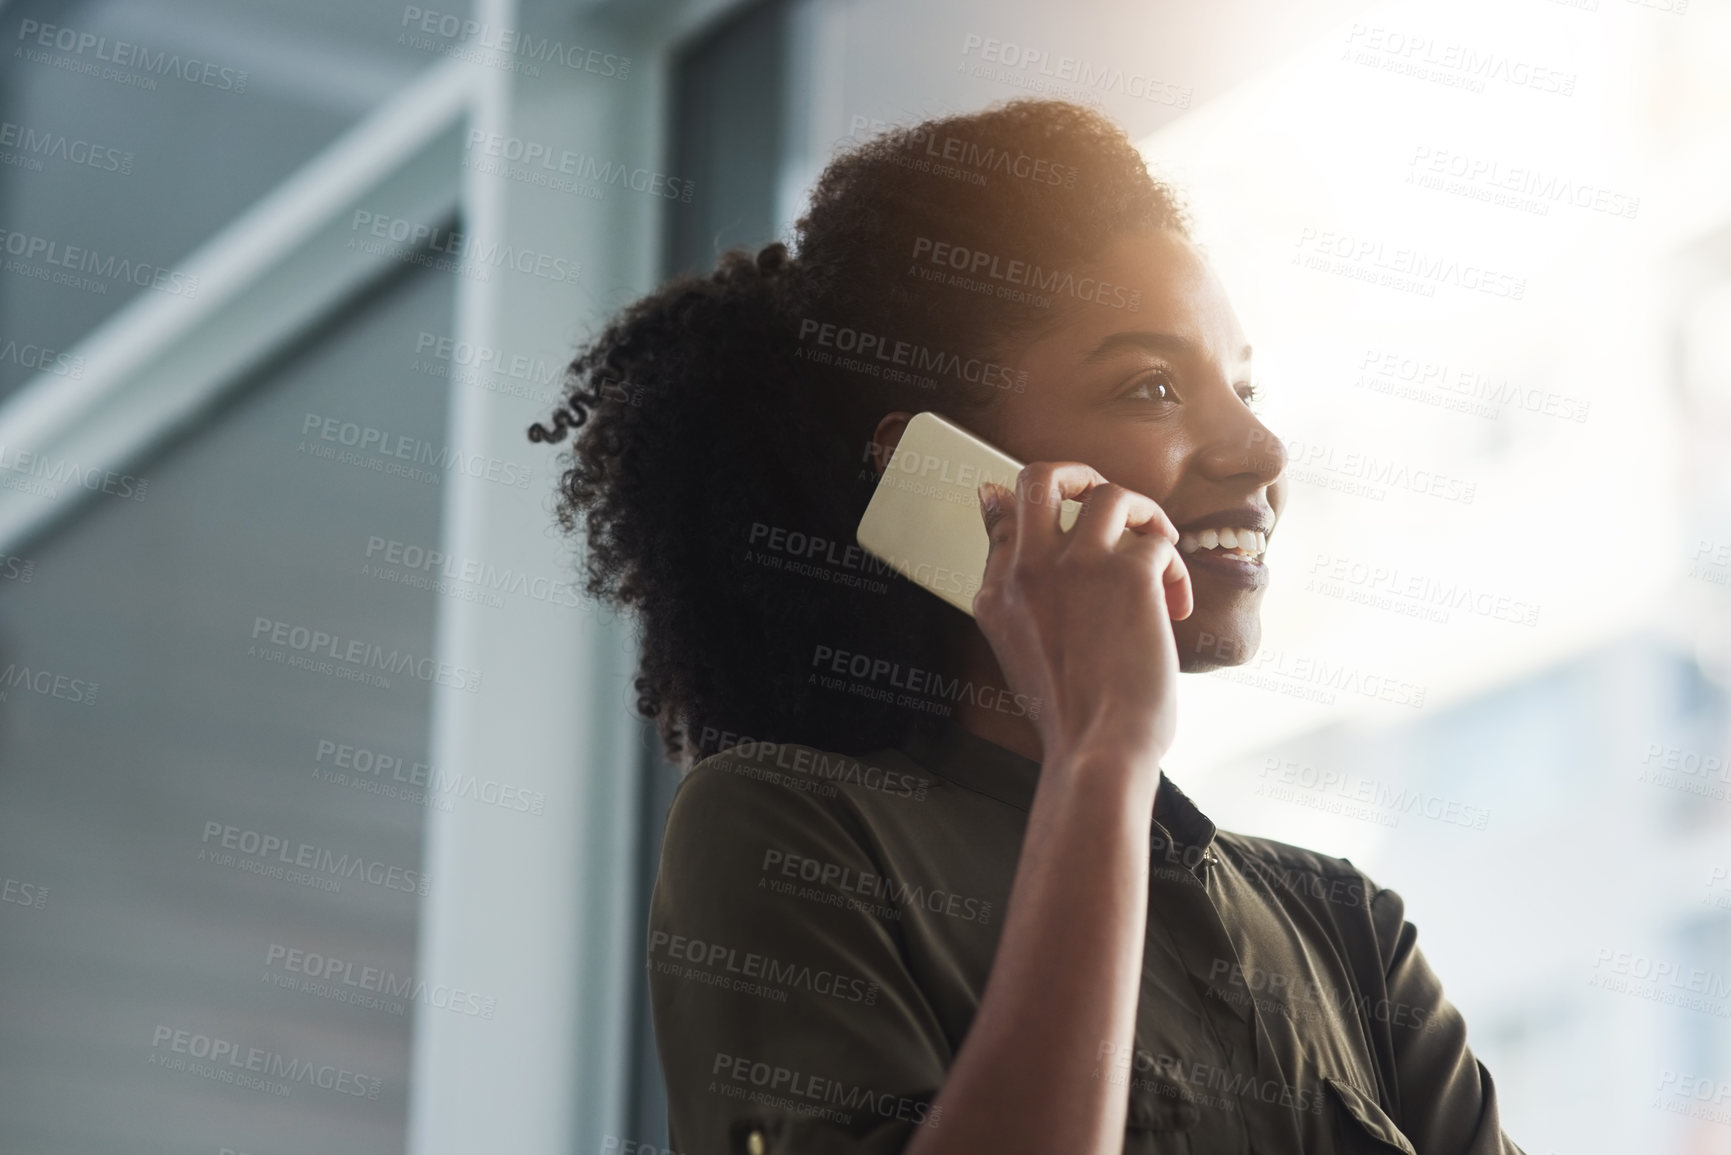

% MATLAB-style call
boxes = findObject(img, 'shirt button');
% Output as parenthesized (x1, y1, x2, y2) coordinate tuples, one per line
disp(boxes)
(747, 1128, 767, 1155)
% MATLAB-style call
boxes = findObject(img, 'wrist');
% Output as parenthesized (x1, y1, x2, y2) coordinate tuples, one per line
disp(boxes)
(1041, 741, 1162, 812)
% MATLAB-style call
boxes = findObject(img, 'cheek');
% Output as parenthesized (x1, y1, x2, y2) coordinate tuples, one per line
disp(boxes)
(985, 401, 1184, 501)
(1089, 443, 1185, 502)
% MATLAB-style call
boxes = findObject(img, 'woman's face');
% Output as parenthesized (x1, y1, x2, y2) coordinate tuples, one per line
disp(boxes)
(971, 227, 1288, 672)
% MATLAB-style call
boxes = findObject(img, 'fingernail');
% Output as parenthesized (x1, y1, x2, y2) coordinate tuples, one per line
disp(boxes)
(978, 483, 999, 516)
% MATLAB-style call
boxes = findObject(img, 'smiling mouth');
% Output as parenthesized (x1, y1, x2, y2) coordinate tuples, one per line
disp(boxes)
(1177, 527, 1267, 564)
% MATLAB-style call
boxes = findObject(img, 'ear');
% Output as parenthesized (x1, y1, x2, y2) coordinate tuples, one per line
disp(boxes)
(868, 411, 915, 478)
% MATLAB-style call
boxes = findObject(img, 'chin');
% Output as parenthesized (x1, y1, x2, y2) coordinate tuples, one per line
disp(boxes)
(1175, 611, 1262, 673)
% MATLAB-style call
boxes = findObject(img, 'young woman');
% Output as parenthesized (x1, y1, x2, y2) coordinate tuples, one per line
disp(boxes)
(531, 100, 1525, 1155)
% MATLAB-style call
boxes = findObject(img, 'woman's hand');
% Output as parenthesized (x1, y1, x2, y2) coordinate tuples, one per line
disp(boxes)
(974, 462, 1192, 783)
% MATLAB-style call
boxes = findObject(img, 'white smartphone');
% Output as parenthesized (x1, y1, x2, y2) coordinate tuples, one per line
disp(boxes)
(855, 411, 1082, 616)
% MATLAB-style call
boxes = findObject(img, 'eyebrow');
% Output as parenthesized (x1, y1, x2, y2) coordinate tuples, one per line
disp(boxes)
(1081, 331, 1253, 365)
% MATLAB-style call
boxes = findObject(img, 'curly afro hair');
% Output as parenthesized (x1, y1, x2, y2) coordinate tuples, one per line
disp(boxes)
(529, 99, 1188, 767)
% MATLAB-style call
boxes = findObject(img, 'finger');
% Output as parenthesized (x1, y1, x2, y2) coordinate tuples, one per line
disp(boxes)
(979, 481, 1016, 544)
(1011, 461, 1110, 551)
(1119, 492, 1180, 546)
(1123, 534, 1194, 621)
(1072, 483, 1179, 552)
(977, 480, 1018, 590)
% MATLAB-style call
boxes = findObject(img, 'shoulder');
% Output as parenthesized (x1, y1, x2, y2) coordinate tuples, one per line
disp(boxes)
(1215, 828, 1416, 969)
(673, 741, 849, 820)
(1216, 827, 1365, 880)
(658, 738, 930, 895)
(1215, 828, 1395, 917)
(668, 738, 936, 842)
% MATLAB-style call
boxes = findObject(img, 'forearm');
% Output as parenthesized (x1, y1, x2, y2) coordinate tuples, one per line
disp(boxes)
(903, 747, 1157, 1155)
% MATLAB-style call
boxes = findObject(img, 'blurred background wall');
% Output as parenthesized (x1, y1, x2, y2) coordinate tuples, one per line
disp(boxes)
(0, 0, 1727, 1153)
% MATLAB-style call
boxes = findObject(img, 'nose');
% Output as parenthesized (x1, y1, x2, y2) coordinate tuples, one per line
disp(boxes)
(1195, 404, 1287, 490)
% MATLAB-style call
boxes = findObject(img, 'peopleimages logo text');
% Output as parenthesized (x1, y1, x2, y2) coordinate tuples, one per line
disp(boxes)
(466, 130, 693, 201)
(16, 20, 250, 91)
(149, 1026, 381, 1098)
(348, 212, 580, 284)
(0, 120, 134, 173)
(399, 8, 630, 78)
(911, 236, 1142, 311)
(300, 413, 531, 488)
(0, 227, 198, 297)
(200, 821, 430, 896)
(959, 35, 1193, 108)
(250, 617, 483, 692)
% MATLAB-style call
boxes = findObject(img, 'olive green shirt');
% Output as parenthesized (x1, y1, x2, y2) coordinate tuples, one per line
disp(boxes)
(646, 720, 1526, 1155)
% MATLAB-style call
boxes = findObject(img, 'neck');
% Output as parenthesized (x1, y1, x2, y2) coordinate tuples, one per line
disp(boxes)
(948, 625, 1171, 811)
(951, 624, 1045, 764)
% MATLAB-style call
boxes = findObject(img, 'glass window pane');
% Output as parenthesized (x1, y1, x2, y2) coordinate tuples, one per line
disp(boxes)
(0, 255, 454, 1155)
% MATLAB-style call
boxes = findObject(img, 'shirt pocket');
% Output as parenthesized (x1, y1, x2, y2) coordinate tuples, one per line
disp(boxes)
(1125, 1068, 1201, 1137)
(726, 1096, 943, 1155)
(1324, 1077, 1416, 1155)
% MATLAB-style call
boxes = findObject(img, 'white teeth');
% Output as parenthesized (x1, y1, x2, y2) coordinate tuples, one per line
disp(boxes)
(1184, 526, 1269, 559)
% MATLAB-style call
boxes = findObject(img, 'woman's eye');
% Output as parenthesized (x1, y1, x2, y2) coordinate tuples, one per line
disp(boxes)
(1238, 381, 1261, 407)
(1125, 371, 1175, 403)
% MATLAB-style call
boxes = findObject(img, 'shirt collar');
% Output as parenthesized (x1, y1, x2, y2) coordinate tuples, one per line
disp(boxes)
(897, 720, 1218, 865)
